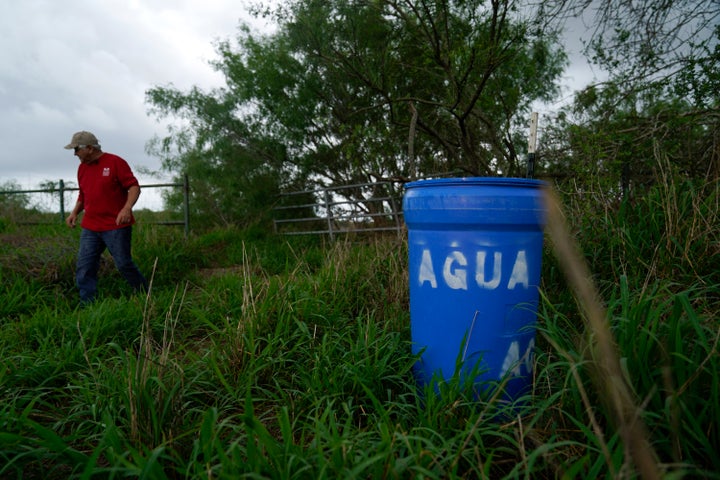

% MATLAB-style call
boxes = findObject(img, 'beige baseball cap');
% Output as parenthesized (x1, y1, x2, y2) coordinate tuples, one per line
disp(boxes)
(64, 131, 99, 149)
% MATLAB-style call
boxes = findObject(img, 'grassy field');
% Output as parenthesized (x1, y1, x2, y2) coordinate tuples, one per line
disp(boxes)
(0, 179, 718, 479)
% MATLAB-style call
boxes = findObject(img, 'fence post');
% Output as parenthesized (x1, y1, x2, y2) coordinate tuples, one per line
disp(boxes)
(59, 179, 66, 223)
(526, 112, 538, 178)
(183, 173, 190, 238)
(388, 188, 402, 238)
(324, 189, 334, 241)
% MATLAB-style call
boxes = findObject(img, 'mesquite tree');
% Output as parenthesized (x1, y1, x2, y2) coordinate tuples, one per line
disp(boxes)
(538, 0, 719, 190)
(146, 0, 566, 226)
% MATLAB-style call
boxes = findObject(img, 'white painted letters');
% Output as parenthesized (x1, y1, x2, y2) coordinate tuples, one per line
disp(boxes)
(443, 251, 467, 290)
(507, 250, 529, 289)
(418, 249, 438, 288)
(501, 341, 521, 377)
(418, 248, 531, 290)
(499, 338, 535, 378)
(475, 251, 502, 289)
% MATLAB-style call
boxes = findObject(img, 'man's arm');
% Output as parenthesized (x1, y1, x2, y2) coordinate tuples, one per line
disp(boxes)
(66, 200, 84, 228)
(116, 185, 140, 225)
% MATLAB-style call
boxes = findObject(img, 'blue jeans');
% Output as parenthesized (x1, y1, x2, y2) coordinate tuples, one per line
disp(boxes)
(76, 227, 148, 303)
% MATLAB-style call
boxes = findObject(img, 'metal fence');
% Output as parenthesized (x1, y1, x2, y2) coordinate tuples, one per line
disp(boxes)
(273, 181, 404, 240)
(0, 174, 191, 236)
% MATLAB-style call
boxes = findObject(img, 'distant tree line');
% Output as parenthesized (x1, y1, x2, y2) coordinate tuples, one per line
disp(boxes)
(144, 0, 719, 227)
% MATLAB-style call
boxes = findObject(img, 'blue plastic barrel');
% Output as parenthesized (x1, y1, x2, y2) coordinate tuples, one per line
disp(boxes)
(403, 177, 546, 401)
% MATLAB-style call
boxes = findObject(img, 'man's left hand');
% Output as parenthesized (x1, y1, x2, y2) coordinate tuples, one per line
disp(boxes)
(116, 207, 133, 225)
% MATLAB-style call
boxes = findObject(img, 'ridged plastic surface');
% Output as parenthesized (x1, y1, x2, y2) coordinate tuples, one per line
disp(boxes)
(403, 177, 546, 400)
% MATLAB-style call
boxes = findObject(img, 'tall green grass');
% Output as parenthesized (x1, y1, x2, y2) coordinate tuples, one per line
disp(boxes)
(0, 178, 718, 478)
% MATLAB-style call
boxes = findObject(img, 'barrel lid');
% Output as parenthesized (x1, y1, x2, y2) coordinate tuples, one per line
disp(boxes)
(405, 177, 546, 189)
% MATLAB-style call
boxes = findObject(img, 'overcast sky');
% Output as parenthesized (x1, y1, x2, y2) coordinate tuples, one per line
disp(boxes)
(0, 0, 272, 209)
(1, 0, 601, 210)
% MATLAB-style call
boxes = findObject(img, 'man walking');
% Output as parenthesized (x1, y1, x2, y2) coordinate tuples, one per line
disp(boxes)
(64, 131, 148, 304)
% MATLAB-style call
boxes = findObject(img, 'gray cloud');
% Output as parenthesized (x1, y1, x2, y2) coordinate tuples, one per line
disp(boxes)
(2, 1, 600, 210)
(0, 0, 259, 208)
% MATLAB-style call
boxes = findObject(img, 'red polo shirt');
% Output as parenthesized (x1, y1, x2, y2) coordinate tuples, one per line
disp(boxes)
(77, 153, 139, 231)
